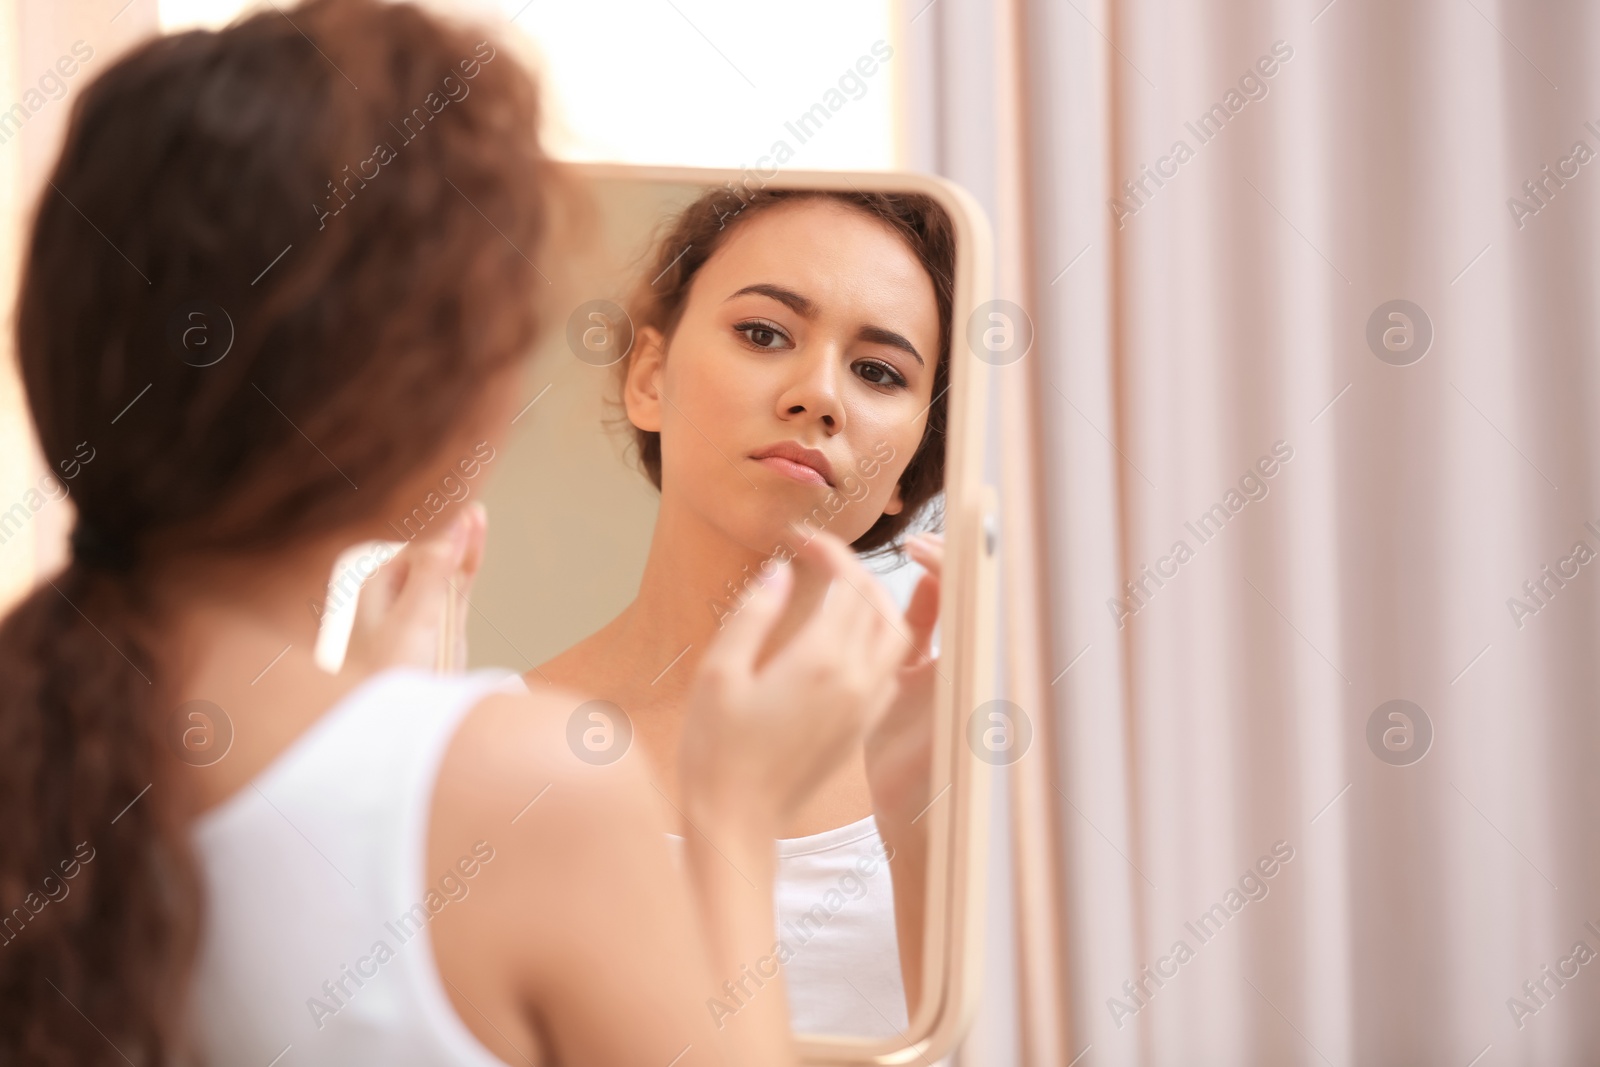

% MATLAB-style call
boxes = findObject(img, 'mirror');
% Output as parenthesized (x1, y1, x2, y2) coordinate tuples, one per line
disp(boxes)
(381, 165, 991, 1061)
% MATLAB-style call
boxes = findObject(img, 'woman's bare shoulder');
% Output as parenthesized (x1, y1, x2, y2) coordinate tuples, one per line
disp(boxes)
(425, 683, 685, 1057)
(525, 652, 587, 693)
(428, 682, 668, 923)
(440, 682, 636, 794)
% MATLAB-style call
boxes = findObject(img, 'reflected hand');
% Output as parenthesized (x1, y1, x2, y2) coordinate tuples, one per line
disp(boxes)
(344, 503, 487, 673)
(863, 531, 941, 1018)
(864, 532, 942, 838)
(679, 531, 906, 838)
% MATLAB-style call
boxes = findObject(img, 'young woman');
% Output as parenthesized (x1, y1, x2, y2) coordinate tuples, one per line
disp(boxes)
(531, 187, 954, 1036)
(0, 3, 910, 1065)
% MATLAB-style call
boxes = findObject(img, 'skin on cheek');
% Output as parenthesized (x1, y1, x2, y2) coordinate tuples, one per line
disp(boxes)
(818, 430, 922, 540)
(856, 414, 923, 496)
(663, 355, 930, 545)
(658, 344, 755, 492)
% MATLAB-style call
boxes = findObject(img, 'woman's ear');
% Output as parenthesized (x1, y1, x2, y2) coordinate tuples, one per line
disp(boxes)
(882, 480, 905, 516)
(623, 326, 666, 432)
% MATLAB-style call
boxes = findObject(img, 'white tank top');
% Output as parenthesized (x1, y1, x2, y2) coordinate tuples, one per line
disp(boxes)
(187, 666, 522, 1067)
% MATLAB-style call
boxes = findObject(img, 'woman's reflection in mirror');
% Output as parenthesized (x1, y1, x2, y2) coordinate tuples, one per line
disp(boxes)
(532, 188, 955, 1035)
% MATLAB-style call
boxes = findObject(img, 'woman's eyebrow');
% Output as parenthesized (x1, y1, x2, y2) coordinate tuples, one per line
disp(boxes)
(728, 283, 925, 366)
(858, 325, 924, 367)
(727, 283, 815, 316)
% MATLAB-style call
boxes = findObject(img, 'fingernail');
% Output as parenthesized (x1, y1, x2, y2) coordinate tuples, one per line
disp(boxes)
(784, 519, 818, 548)
(764, 560, 793, 596)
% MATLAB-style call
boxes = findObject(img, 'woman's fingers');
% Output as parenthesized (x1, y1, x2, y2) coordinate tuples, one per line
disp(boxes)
(351, 545, 407, 630)
(756, 533, 905, 715)
(456, 502, 488, 597)
(701, 560, 794, 678)
(904, 532, 943, 576)
(901, 533, 944, 666)
(791, 559, 890, 665)
(904, 575, 940, 664)
(390, 516, 469, 622)
(787, 537, 908, 731)
(447, 504, 489, 669)
(683, 533, 918, 835)
(795, 531, 904, 627)
(343, 513, 470, 671)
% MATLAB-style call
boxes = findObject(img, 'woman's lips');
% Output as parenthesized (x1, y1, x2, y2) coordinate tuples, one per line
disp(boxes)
(749, 441, 836, 486)
(753, 455, 831, 487)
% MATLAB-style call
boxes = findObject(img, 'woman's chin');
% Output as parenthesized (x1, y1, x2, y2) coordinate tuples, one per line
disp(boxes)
(721, 514, 874, 559)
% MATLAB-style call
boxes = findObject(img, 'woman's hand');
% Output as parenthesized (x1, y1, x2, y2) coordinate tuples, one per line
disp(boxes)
(343, 503, 487, 673)
(679, 530, 907, 839)
(674, 530, 907, 1059)
(863, 531, 942, 1017)
(865, 532, 941, 834)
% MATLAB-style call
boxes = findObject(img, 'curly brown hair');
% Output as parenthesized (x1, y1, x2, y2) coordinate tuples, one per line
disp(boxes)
(0, 1, 562, 1062)
(621, 188, 954, 555)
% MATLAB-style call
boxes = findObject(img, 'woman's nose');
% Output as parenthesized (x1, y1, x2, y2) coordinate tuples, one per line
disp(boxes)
(776, 349, 845, 432)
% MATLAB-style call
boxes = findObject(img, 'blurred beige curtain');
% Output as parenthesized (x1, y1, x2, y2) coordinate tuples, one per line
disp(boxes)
(1004, 0, 1600, 1065)
(2, 1, 1593, 1063)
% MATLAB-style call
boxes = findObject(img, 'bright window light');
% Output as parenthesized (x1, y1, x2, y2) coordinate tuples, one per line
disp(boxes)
(158, 0, 900, 170)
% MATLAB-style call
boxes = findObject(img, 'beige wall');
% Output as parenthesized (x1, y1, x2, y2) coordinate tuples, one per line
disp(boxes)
(465, 177, 709, 671)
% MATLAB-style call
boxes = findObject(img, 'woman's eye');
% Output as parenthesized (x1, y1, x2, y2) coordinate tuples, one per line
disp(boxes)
(856, 361, 906, 388)
(735, 321, 789, 349)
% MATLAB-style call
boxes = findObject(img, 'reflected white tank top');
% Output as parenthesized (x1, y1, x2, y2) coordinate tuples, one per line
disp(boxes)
(666, 814, 910, 1040)
(767, 816, 910, 1038)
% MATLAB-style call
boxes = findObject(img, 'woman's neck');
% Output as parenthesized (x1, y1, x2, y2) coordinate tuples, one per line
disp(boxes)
(146, 534, 372, 814)
(150, 534, 371, 715)
(599, 501, 785, 700)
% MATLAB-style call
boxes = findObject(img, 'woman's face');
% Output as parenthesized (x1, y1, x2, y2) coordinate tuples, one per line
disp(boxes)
(625, 198, 941, 555)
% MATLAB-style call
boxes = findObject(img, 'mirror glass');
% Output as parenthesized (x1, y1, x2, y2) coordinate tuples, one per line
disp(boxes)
(454, 168, 976, 1053)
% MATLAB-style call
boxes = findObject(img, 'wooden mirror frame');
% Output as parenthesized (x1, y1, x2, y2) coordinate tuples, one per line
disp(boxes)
(563, 163, 997, 1064)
